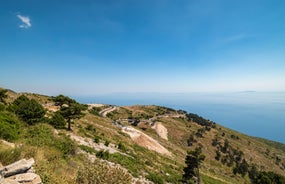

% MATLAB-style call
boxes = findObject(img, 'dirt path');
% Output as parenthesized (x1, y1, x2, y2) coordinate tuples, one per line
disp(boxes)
(152, 122, 168, 140)
(99, 106, 117, 117)
(122, 126, 171, 156)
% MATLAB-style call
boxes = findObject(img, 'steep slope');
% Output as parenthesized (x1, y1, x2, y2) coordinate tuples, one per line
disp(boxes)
(0, 88, 285, 184)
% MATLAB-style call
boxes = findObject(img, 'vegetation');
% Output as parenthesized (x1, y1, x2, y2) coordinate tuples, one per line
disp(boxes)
(49, 112, 66, 129)
(146, 172, 164, 184)
(183, 147, 205, 184)
(186, 113, 216, 128)
(0, 89, 8, 104)
(89, 106, 101, 116)
(0, 88, 285, 184)
(0, 146, 21, 165)
(11, 95, 46, 125)
(53, 95, 86, 130)
(249, 168, 285, 184)
(0, 111, 22, 141)
(76, 159, 133, 184)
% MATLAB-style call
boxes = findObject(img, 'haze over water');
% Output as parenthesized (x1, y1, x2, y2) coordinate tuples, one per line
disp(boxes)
(76, 92, 285, 144)
(1, 1, 285, 144)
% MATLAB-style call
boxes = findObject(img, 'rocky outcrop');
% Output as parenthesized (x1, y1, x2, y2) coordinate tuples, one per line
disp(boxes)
(0, 158, 42, 184)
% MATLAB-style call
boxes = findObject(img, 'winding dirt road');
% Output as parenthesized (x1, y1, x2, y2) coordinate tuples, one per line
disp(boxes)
(99, 106, 117, 117)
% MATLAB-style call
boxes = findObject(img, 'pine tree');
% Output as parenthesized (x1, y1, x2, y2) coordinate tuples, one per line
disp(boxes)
(183, 147, 205, 184)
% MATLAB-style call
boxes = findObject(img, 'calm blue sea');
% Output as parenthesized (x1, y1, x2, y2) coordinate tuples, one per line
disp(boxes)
(74, 92, 285, 144)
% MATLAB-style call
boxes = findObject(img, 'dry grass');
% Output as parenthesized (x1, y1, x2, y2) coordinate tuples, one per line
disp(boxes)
(1, 90, 285, 184)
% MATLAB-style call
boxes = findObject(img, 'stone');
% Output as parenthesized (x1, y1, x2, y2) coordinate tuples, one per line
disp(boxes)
(1, 166, 5, 183)
(2, 178, 20, 184)
(1, 158, 42, 184)
(29, 174, 42, 184)
(8, 173, 37, 182)
(3, 158, 35, 177)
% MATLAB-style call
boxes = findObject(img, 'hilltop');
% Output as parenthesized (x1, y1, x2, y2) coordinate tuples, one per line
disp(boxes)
(0, 88, 285, 184)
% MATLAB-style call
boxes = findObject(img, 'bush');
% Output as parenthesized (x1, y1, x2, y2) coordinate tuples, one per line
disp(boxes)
(85, 124, 96, 134)
(76, 159, 132, 184)
(0, 111, 22, 141)
(96, 150, 110, 160)
(0, 103, 5, 111)
(25, 123, 55, 147)
(94, 136, 100, 143)
(55, 134, 76, 158)
(12, 95, 46, 125)
(146, 172, 164, 184)
(0, 147, 21, 165)
(105, 140, 110, 147)
(89, 107, 101, 116)
(118, 142, 126, 152)
(49, 112, 66, 129)
(109, 153, 141, 177)
(25, 124, 76, 159)
(80, 145, 96, 154)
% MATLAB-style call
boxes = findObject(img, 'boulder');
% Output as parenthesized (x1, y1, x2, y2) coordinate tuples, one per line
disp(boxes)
(8, 173, 42, 184)
(3, 158, 35, 177)
(1, 158, 42, 184)
(2, 178, 20, 184)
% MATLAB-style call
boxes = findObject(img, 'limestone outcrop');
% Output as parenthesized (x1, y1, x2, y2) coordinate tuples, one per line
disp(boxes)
(0, 158, 42, 184)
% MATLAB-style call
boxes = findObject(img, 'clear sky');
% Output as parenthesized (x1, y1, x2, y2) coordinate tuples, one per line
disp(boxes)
(1, 0, 285, 96)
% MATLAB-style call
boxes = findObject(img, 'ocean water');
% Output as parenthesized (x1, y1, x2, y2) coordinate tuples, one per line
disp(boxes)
(75, 92, 285, 144)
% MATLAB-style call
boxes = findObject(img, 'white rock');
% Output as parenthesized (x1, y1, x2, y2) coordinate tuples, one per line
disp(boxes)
(3, 158, 35, 177)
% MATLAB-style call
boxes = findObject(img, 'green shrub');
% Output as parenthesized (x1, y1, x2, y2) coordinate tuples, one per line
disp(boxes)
(96, 150, 110, 160)
(109, 153, 141, 177)
(25, 124, 76, 159)
(105, 140, 110, 147)
(89, 107, 101, 116)
(0, 103, 5, 111)
(85, 124, 96, 134)
(0, 147, 22, 165)
(76, 159, 132, 184)
(55, 134, 76, 158)
(94, 136, 100, 143)
(13, 95, 45, 125)
(146, 172, 164, 184)
(49, 112, 66, 129)
(80, 145, 96, 154)
(12, 95, 46, 125)
(0, 111, 22, 141)
(118, 142, 126, 152)
(25, 123, 55, 147)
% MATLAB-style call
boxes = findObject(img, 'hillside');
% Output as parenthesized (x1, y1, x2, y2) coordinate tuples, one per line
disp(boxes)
(0, 88, 285, 184)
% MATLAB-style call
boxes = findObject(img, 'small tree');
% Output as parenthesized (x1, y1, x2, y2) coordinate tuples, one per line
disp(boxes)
(50, 112, 66, 129)
(12, 95, 45, 125)
(52, 94, 75, 107)
(53, 95, 85, 130)
(0, 89, 8, 104)
(187, 134, 196, 147)
(183, 147, 205, 184)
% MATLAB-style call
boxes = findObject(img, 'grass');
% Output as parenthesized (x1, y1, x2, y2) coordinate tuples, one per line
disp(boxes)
(1, 90, 285, 184)
(108, 152, 142, 177)
(201, 174, 229, 184)
(0, 146, 22, 165)
(76, 158, 132, 184)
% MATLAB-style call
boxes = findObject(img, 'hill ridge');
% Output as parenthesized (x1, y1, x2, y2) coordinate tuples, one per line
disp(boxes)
(0, 88, 285, 184)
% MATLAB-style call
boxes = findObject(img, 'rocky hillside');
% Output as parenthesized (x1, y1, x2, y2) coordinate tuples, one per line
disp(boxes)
(0, 88, 285, 184)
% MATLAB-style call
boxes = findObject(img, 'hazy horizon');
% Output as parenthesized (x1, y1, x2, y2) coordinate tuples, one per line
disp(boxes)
(1, 1, 285, 143)
(74, 91, 285, 144)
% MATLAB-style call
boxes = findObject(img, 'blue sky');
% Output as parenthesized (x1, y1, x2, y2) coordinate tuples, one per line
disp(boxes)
(1, 0, 285, 95)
